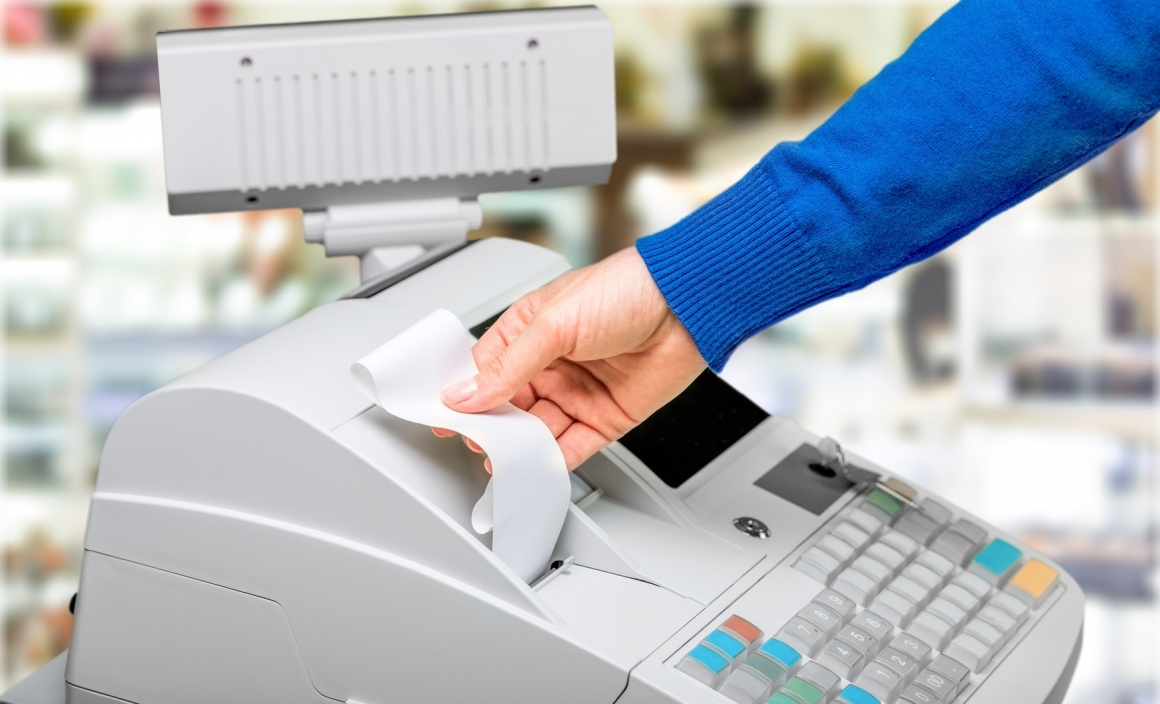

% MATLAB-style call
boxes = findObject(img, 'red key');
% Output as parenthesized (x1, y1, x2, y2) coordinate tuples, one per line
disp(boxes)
(721, 615, 763, 644)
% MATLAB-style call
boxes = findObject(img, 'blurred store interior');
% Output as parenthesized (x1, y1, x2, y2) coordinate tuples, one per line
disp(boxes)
(2, 0, 1157, 700)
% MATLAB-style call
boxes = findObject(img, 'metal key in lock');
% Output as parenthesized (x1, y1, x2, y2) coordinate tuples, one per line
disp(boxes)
(817, 436, 924, 513)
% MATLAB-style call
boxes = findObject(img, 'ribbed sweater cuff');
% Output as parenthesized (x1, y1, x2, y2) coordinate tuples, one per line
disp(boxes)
(636, 160, 839, 372)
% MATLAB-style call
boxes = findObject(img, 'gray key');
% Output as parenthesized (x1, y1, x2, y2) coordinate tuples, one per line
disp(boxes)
(921, 500, 952, 526)
(929, 654, 971, 694)
(854, 661, 905, 703)
(816, 638, 863, 680)
(900, 683, 945, 704)
(949, 518, 987, 544)
(778, 616, 826, 657)
(929, 530, 977, 566)
(813, 588, 856, 623)
(913, 668, 957, 701)
(895, 511, 940, 545)
(835, 624, 878, 656)
(876, 646, 920, 680)
(852, 610, 894, 643)
(798, 662, 841, 700)
(892, 633, 933, 666)
(799, 603, 842, 639)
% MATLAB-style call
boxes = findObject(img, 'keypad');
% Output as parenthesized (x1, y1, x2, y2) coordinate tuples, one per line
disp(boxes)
(676, 480, 1066, 704)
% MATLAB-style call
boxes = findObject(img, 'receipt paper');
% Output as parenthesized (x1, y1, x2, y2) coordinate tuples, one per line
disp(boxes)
(351, 309, 570, 583)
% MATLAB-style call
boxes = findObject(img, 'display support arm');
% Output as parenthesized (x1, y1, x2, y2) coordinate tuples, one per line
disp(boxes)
(303, 197, 484, 282)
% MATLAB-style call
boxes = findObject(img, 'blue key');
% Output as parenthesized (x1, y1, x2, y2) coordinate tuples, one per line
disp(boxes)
(971, 539, 1023, 583)
(838, 684, 880, 704)
(703, 629, 745, 660)
(758, 638, 801, 669)
(687, 644, 730, 674)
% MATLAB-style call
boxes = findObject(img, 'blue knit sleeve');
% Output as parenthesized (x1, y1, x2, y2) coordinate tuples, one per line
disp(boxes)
(637, 0, 1160, 371)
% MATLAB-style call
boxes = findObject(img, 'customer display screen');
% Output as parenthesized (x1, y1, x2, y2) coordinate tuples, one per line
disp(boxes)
(618, 371, 770, 488)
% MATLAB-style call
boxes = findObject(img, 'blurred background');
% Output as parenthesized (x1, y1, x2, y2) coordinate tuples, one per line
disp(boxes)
(1, 0, 1156, 700)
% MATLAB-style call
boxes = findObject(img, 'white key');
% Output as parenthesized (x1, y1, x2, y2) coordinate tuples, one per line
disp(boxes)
(890, 576, 933, 609)
(720, 667, 771, 704)
(817, 534, 857, 565)
(926, 597, 968, 630)
(871, 589, 918, 629)
(976, 605, 1017, 644)
(915, 550, 955, 582)
(855, 662, 905, 702)
(945, 633, 994, 672)
(988, 592, 1031, 627)
(795, 547, 841, 584)
(902, 564, 942, 592)
(864, 542, 907, 573)
(846, 507, 885, 536)
(900, 683, 942, 704)
(879, 530, 920, 559)
(911, 611, 955, 651)
(799, 662, 841, 701)
(833, 568, 881, 606)
(952, 571, 993, 600)
(963, 618, 1004, 649)
(940, 584, 981, 617)
(850, 555, 892, 587)
(831, 521, 872, 550)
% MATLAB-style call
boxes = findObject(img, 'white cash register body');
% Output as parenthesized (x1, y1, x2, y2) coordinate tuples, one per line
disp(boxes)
(1, 7, 1082, 704)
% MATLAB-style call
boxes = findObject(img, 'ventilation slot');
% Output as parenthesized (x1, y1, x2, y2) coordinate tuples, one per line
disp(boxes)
(234, 59, 551, 193)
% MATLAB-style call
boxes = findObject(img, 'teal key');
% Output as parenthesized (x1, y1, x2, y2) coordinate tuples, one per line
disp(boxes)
(704, 629, 746, 660)
(971, 538, 1022, 583)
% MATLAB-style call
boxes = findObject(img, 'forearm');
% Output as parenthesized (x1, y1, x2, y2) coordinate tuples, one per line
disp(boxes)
(638, 0, 1160, 371)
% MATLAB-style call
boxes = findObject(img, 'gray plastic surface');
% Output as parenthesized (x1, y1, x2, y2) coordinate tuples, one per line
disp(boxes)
(1, 652, 66, 704)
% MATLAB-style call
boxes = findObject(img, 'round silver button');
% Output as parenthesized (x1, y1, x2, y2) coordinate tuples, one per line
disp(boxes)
(733, 516, 770, 539)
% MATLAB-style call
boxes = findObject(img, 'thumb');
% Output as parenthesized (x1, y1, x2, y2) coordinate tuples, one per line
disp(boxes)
(442, 315, 565, 413)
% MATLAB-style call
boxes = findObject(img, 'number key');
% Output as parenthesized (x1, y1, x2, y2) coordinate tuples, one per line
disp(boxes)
(777, 617, 827, 657)
(799, 604, 842, 639)
(835, 624, 878, 657)
(900, 683, 945, 704)
(891, 633, 933, 667)
(875, 646, 919, 680)
(812, 588, 856, 623)
(913, 668, 955, 701)
(852, 610, 894, 646)
(816, 639, 864, 680)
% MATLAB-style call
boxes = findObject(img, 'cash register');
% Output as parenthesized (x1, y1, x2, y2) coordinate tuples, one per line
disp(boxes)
(1, 7, 1083, 704)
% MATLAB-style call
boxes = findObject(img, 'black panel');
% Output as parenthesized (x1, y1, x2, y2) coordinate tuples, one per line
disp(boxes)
(618, 371, 770, 488)
(469, 309, 507, 339)
(754, 444, 854, 515)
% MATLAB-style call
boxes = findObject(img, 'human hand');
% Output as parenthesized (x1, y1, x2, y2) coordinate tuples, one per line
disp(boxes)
(434, 247, 707, 470)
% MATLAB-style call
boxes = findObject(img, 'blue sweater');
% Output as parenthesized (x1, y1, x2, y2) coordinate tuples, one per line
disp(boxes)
(637, 0, 1160, 372)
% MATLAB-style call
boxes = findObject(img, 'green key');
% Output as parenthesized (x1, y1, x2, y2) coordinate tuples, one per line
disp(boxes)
(767, 694, 799, 704)
(742, 653, 787, 684)
(782, 677, 825, 704)
(867, 489, 902, 517)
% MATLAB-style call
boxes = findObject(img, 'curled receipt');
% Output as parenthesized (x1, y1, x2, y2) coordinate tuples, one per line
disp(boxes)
(351, 309, 570, 583)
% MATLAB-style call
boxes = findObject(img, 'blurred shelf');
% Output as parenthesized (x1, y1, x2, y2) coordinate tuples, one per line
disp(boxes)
(2, 50, 86, 105)
(963, 400, 1157, 441)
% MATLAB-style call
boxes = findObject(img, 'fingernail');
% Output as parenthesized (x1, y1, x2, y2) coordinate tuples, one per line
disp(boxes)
(441, 377, 477, 405)
(484, 458, 493, 474)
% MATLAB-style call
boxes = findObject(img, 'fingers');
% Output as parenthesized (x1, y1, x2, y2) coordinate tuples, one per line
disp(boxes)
(555, 422, 612, 471)
(528, 397, 571, 438)
(443, 312, 568, 414)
